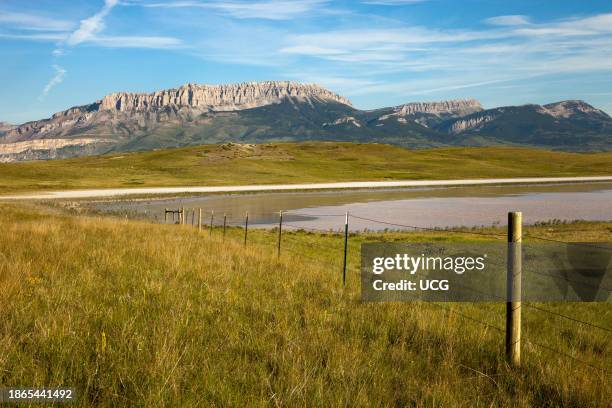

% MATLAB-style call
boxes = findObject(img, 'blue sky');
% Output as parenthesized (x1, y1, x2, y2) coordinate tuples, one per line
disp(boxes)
(1, 0, 612, 123)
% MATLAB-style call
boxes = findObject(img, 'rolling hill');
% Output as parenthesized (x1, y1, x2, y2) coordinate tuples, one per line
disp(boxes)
(1, 142, 611, 194)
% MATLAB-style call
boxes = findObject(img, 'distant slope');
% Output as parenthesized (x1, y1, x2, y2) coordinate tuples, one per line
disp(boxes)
(1, 142, 611, 194)
(1, 81, 611, 162)
(0, 122, 14, 136)
(437, 100, 612, 150)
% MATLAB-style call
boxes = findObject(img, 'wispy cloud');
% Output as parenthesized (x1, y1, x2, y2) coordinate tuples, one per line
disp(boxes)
(275, 12, 612, 102)
(39, 64, 66, 100)
(484, 15, 530, 26)
(90, 35, 184, 48)
(280, 27, 496, 64)
(66, 0, 119, 46)
(141, 0, 328, 20)
(53, 0, 182, 50)
(361, 0, 429, 5)
(0, 32, 67, 41)
(0, 10, 73, 31)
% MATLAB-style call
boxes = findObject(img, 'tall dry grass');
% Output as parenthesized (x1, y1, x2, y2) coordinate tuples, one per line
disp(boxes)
(0, 204, 609, 406)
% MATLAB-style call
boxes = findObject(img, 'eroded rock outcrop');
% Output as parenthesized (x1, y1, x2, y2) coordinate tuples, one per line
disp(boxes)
(99, 81, 352, 112)
(448, 114, 497, 134)
(4, 81, 352, 143)
(0, 138, 113, 162)
(378, 99, 483, 127)
(394, 99, 482, 116)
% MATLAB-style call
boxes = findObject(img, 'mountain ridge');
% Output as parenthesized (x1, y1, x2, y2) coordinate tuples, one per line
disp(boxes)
(1, 81, 610, 161)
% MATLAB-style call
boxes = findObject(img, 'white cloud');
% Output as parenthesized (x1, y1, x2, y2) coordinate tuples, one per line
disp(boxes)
(280, 27, 496, 64)
(0, 4, 182, 50)
(49, 0, 183, 50)
(0, 10, 73, 31)
(91, 35, 184, 48)
(0, 32, 67, 41)
(361, 0, 429, 5)
(512, 13, 612, 37)
(280, 45, 349, 56)
(142, 0, 328, 20)
(277, 12, 612, 102)
(39, 65, 67, 100)
(484, 15, 530, 26)
(66, 0, 119, 46)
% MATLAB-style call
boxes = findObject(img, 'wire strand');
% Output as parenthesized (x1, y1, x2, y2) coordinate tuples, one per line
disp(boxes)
(349, 214, 506, 238)
(524, 304, 612, 333)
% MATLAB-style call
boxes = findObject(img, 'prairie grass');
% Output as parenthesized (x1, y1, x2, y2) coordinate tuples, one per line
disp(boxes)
(1, 142, 612, 194)
(0, 204, 610, 406)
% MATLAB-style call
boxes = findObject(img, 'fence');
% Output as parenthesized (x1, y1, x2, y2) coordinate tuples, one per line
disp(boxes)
(161, 207, 611, 373)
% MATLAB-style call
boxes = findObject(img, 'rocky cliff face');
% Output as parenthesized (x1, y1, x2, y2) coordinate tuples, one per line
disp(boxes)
(99, 81, 352, 112)
(448, 114, 497, 134)
(0, 138, 113, 162)
(394, 99, 482, 116)
(377, 99, 483, 127)
(539, 100, 611, 119)
(0, 122, 15, 136)
(3, 81, 352, 143)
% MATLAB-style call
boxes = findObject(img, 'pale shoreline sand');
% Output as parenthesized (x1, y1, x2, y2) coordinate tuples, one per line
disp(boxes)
(2, 176, 612, 200)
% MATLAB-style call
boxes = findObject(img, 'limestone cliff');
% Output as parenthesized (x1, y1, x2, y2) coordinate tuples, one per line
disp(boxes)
(99, 81, 352, 112)
(4, 81, 352, 143)
(377, 99, 483, 127)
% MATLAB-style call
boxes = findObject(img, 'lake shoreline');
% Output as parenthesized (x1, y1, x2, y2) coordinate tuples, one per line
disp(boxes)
(3, 175, 612, 201)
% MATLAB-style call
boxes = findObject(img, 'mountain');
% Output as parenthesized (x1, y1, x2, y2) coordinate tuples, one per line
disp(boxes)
(0, 122, 14, 136)
(437, 100, 612, 149)
(1, 81, 610, 162)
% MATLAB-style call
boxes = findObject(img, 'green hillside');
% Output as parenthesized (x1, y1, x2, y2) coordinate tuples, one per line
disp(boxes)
(1, 142, 611, 194)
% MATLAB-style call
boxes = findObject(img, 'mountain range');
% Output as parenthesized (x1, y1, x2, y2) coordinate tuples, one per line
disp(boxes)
(1, 81, 611, 162)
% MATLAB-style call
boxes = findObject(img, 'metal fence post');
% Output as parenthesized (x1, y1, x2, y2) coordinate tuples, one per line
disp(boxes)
(506, 211, 522, 367)
(343, 211, 349, 286)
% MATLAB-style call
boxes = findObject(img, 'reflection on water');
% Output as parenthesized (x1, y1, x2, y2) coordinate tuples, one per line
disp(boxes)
(93, 182, 612, 231)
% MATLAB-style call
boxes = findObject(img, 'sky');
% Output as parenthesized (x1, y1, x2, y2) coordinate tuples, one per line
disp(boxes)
(1, 0, 612, 124)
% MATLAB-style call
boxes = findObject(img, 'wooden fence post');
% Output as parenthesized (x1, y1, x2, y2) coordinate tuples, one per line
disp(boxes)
(209, 210, 214, 236)
(506, 211, 522, 367)
(277, 210, 283, 258)
(223, 214, 227, 240)
(244, 212, 249, 246)
(343, 211, 349, 286)
(164, 208, 168, 224)
(198, 208, 202, 231)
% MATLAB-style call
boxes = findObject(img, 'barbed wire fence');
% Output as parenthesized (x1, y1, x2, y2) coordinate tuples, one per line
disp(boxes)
(161, 207, 611, 374)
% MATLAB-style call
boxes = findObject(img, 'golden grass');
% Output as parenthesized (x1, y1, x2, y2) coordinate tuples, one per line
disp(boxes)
(0, 204, 610, 406)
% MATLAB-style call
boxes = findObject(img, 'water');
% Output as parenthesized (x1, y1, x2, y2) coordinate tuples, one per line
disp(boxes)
(93, 182, 612, 231)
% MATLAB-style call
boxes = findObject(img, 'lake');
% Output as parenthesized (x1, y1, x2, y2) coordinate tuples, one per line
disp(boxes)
(93, 181, 612, 231)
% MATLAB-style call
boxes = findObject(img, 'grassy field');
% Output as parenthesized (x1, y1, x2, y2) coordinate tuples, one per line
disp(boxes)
(0, 203, 609, 406)
(1, 142, 612, 194)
